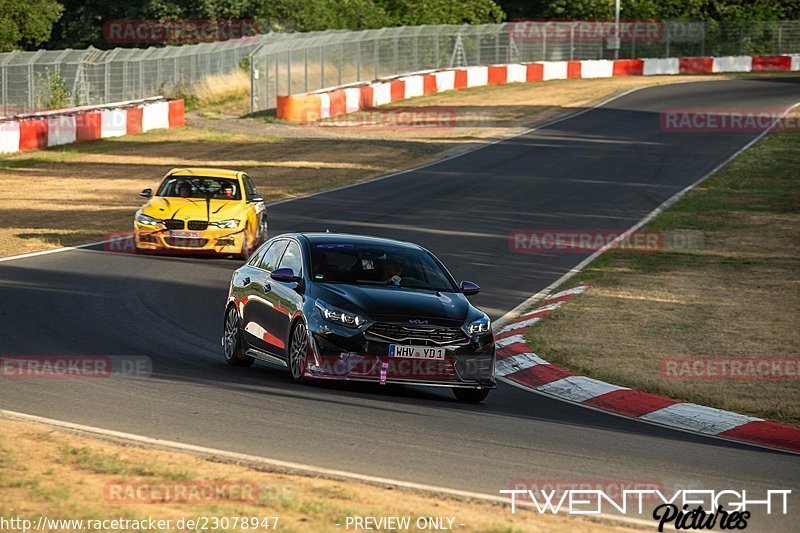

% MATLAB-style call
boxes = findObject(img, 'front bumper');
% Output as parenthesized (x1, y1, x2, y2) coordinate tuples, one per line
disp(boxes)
(134, 223, 244, 254)
(305, 322, 496, 389)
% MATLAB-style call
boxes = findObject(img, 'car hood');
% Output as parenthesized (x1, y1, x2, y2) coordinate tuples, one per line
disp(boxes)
(140, 197, 244, 222)
(314, 283, 474, 326)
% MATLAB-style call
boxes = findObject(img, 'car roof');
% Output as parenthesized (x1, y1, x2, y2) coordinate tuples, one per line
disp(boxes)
(298, 233, 423, 251)
(167, 168, 242, 179)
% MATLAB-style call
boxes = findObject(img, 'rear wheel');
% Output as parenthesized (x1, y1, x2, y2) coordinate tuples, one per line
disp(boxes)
(288, 321, 310, 383)
(452, 388, 490, 403)
(223, 306, 254, 367)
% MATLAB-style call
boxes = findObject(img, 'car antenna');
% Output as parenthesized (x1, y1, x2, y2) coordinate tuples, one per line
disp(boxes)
(325, 228, 331, 233)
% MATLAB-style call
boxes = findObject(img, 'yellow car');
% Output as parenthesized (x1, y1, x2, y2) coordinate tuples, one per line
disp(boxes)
(134, 168, 268, 258)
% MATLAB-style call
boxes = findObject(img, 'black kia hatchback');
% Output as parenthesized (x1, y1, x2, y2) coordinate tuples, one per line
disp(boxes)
(222, 233, 496, 402)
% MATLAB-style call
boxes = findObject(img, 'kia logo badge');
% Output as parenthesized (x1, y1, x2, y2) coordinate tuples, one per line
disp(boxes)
(409, 319, 428, 324)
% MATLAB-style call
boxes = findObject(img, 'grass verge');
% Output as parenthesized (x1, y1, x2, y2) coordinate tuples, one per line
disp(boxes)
(0, 417, 635, 532)
(525, 129, 800, 425)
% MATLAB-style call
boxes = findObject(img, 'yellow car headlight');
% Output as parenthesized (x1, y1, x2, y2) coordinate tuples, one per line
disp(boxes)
(209, 219, 240, 229)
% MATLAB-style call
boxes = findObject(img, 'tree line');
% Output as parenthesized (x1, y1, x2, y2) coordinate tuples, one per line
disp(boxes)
(2, 0, 799, 52)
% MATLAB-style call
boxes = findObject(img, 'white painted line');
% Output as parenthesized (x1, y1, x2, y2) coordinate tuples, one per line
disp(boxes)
(640, 403, 762, 436)
(545, 285, 589, 301)
(495, 334, 526, 348)
(497, 316, 540, 334)
(0, 409, 654, 529)
(536, 376, 628, 403)
(495, 353, 547, 377)
(493, 99, 800, 331)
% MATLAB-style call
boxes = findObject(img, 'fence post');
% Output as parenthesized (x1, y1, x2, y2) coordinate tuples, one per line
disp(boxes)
(287, 50, 292, 94)
(777, 23, 783, 54)
(304, 48, 308, 92)
(570, 24, 575, 60)
(356, 39, 361, 80)
(321, 45, 325, 89)
(393, 35, 399, 74)
(434, 31, 440, 69)
(739, 26, 744, 55)
(476, 33, 481, 65)
(338, 43, 342, 85)
(374, 39, 379, 79)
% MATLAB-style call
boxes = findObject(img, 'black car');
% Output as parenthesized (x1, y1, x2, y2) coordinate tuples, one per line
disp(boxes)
(222, 233, 496, 402)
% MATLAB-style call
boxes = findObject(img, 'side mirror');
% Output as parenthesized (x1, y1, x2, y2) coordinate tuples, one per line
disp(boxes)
(460, 281, 480, 296)
(271, 267, 302, 284)
(248, 194, 264, 203)
(139, 188, 152, 198)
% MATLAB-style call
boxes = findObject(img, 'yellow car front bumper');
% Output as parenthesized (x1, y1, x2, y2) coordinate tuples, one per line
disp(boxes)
(134, 223, 246, 255)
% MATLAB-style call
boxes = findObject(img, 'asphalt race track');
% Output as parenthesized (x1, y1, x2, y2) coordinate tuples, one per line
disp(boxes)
(1, 78, 798, 526)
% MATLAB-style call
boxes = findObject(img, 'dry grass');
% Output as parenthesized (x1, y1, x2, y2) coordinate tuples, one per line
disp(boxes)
(0, 417, 635, 533)
(0, 74, 728, 258)
(526, 131, 800, 425)
(186, 70, 252, 118)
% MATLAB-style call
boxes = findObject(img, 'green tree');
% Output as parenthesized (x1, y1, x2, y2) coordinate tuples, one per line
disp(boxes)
(0, 0, 64, 51)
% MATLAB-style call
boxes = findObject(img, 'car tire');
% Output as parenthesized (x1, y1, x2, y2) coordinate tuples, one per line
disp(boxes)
(452, 388, 490, 403)
(235, 226, 252, 260)
(288, 321, 310, 384)
(223, 306, 254, 367)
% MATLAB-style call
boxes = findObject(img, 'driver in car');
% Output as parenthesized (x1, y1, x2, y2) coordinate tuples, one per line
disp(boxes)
(220, 183, 234, 198)
(177, 182, 192, 198)
(383, 258, 403, 286)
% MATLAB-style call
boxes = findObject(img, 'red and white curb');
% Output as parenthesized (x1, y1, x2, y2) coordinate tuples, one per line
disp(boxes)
(494, 283, 800, 454)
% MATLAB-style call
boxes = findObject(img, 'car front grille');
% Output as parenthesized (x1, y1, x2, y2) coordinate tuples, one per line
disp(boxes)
(187, 220, 208, 230)
(164, 238, 208, 248)
(367, 322, 469, 346)
(164, 219, 184, 230)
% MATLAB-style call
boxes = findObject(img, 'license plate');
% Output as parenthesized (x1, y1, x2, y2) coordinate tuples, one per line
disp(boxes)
(389, 344, 446, 360)
(170, 230, 202, 238)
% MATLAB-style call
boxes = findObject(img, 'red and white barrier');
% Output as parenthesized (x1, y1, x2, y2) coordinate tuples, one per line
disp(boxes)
(276, 53, 800, 122)
(495, 284, 800, 454)
(0, 98, 184, 154)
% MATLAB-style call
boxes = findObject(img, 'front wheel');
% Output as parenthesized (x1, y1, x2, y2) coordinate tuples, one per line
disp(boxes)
(452, 388, 490, 403)
(223, 306, 254, 367)
(288, 321, 310, 384)
(235, 225, 253, 260)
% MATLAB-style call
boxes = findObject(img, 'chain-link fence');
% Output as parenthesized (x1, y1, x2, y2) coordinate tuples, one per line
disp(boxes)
(0, 36, 281, 117)
(250, 20, 800, 112)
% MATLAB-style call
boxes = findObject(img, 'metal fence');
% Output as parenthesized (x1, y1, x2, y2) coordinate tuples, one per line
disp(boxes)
(0, 36, 280, 117)
(250, 20, 800, 112)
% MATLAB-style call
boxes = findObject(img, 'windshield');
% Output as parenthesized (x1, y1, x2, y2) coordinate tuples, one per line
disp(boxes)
(310, 242, 456, 292)
(157, 176, 241, 200)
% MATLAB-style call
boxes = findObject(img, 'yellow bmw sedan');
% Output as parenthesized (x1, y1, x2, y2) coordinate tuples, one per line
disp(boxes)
(134, 168, 268, 258)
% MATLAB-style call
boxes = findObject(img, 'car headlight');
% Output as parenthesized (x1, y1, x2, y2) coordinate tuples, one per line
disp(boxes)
(466, 315, 491, 336)
(316, 300, 366, 328)
(209, 219, 240, 229)
(136, 213, 162, 226)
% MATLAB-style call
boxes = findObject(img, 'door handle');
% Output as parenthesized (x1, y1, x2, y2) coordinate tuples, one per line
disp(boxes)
(241, 276, 251, 286)
(263, 283, 271, 293)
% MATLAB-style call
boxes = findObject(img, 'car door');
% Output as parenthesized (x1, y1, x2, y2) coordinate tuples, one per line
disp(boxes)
(267, 240, 306, 360)
(241, 239, 288, 354)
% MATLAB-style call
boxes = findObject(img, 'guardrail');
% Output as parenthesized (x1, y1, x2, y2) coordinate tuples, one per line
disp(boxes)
(250, 21, 800, 113)
(0, 97, 184, 153)
(275, 54, 800, 122)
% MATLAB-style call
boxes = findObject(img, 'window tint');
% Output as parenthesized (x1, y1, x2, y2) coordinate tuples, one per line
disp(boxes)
(258, 240, 288, 271)
(157, 176, 241, 200)
(278, 241, 303, 276)
(247, 243, 268, 266)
